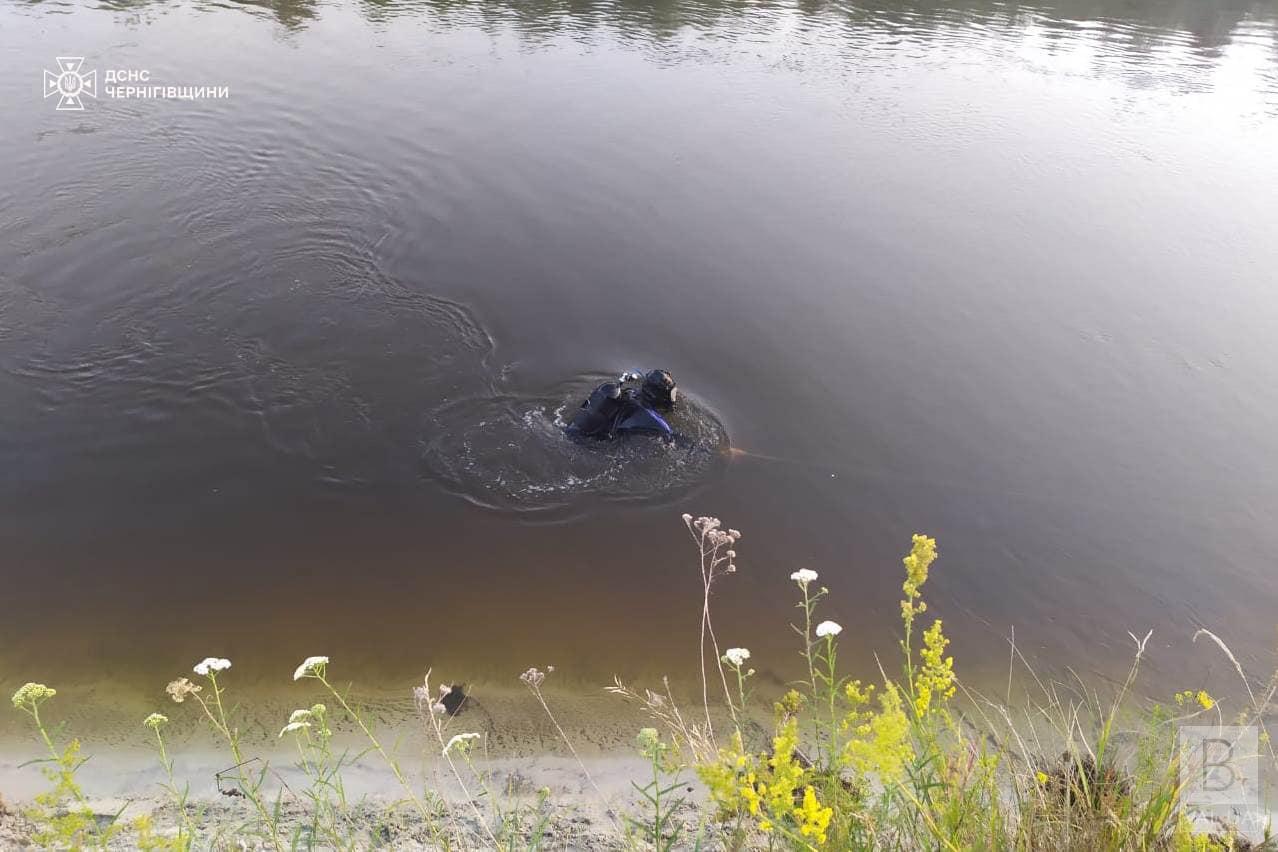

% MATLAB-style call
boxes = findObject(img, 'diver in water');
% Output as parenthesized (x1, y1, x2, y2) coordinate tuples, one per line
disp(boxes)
(564, 369, 678, 441)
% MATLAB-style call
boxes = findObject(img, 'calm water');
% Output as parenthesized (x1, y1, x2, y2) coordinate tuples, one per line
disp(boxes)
(2, 0, 1277, 711)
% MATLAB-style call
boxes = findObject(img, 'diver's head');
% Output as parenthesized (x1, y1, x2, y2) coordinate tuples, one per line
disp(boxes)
(641, 369, 677, 409)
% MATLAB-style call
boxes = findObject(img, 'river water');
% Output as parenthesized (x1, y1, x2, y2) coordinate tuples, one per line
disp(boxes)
(1, 0, 1277, 711)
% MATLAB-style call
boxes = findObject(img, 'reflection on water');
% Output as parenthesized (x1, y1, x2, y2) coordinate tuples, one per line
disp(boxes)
(1, 0, 1277, 724)
(81, 0, 1278, 48)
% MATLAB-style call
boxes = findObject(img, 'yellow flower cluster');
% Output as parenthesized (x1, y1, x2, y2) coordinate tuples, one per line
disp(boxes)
(697, 722, 833, 846)
(698, 730, 756, 817)
(1174, 690, 1216, 711)
(914, 619, 956, 717)
(900, 534, 938, 628)
(844, 682, 915, 783)
(762, 721, 806, 819)
(796, 785, 833, 845)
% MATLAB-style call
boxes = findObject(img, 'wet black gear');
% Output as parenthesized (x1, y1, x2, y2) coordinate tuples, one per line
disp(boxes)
(565, 370, 678, 441)
(640, 369, 677, 410)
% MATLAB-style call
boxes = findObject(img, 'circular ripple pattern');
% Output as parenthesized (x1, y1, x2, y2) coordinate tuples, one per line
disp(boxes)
(420, 376, 730, 514)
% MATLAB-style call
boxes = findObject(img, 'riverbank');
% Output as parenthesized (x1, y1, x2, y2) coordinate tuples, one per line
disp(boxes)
(0, 747, 667, 849)
(4, 525, 1275, 849)
(0, 668, 742, 848)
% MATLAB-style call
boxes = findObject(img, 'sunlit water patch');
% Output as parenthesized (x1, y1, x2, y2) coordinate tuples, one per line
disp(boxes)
(420, 376, 730, 513)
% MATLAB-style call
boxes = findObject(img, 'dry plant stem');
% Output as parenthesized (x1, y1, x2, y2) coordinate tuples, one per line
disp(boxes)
(191, 676, 283, 852)
(1195, 628, 1278, 762)
(704, 596, 738, 728)
(694, 529, 715, 740)
(406, 712, 466, 852)
(440, 748, 497, 849)
(684, 515, 741, 740)
(522, 677, 621, 832)
(420, 673, 500, 848)
(314, 674, 435, 830)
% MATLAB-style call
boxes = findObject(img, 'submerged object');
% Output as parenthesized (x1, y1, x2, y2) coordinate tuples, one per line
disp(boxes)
(564, 369, 677, 441)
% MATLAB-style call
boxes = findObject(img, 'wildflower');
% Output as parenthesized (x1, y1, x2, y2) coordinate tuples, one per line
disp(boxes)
(193, 657, 231, 676)
(914, 619, 956, 716)
(795, 785, 833, 845)
(520, 667, 546, 689)
(1175, 689, 1215, 710)
(748, 719, 807, 831)
(901, 534, 939, 628)
(790, 568, 819, 587)
(443, 732, 481, 756)
(293, 656, 329, 681)
(166, 678, 202, 703)
(776, 688, 806, 717)
(697, 730, 757, 818)
(280, 720, 311, 737)
(143, 713, 169, 730)
(815, 620, 842, 638)
(844, 680, 874, 709)
(723, 648, 751, 667)
(636, 727, 665, 760)
(845, 682, 914, 782)
(11, 682, 56, 710)
(1035, 770, 1049, 785)
(287, 708, 314, 725)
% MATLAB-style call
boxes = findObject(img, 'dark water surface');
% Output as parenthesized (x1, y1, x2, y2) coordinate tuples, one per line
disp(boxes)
(2, 0, 1278, 709)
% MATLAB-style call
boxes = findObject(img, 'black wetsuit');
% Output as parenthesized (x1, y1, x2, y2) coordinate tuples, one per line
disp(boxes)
(565, 380, 674, 440)
(565, 383, 629, 439)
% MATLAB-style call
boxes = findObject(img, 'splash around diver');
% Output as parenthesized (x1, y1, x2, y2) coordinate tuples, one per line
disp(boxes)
(420, 368, 727, 513)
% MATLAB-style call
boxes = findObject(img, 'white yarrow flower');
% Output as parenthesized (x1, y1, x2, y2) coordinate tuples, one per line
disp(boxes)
(723, 648, 751, 667)
(442, 732, 482, 757)
(293, 656, 329, 681)
(288, 708, 313, 724)
(815, 620, 842, 638)
(11, 682, 56, 709)
(280, 720, 311, 737)
(193, 657, 232, 676)
(790, 568, 819, 587)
